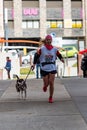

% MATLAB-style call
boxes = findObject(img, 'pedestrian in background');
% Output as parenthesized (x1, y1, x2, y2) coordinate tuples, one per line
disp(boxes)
(34, 39, 45, 79)
(34, 52, 41, 79)
(32, 34, 64, 103)
(81, 53, 87, 78)
(5, 57, 11, 79)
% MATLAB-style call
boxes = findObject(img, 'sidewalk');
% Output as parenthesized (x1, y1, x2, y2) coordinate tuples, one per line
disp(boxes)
(0, 78, 87, 130)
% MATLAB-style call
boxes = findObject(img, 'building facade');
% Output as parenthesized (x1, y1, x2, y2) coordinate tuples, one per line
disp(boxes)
(0, 0, 87, 48)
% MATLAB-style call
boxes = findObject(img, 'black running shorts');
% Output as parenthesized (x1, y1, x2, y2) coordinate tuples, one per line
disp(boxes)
(40, 69, 57, 77)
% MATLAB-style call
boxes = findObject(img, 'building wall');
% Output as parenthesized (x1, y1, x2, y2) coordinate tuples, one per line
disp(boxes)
(2, 0, 86, 44)
(0, 0, 4, 38)
(84, 0, 87, 48)
(13, 0, 22, 37)
(39, 0, 46, 38)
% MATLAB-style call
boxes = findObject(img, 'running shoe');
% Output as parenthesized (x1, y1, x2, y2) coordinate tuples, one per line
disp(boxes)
(43, 86, 47, 92)
(49, 97, 53, 103)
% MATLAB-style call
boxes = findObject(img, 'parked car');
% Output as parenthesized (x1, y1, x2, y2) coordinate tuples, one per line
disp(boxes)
(59, 46, 78, 58)
(4, 49, 19, 59)
(22, 50, 37, 64)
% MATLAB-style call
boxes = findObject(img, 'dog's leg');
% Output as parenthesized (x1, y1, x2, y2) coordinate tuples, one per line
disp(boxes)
(24, 89, 27, 99)
(24, 84, 27, 99)
(17, 92, 21, 99)
(22, 83, 27, 99)
(21, 90, 23, 99)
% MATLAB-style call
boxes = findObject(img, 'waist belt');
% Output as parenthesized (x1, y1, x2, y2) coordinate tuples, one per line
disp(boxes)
(41, 62, 55, 66)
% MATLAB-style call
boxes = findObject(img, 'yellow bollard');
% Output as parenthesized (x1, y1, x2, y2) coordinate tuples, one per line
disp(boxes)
(23, 48, 27, 55)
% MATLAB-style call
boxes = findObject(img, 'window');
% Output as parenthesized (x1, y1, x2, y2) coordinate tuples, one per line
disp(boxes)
(28, 21, 33, 28)
(22, 20, 39, 29)
(57, 21, 63, 28)
(72, 20, 82, 28)
(33, 21, 39, 28)
(8, 20, 14, 28)
(47, 20, 63, 28)
(47, 21, 50, 28)
(51, 21, 57, 28)
(22, 21, 27, 28)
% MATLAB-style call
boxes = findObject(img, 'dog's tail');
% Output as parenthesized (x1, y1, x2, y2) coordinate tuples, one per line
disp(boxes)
(14, 75, 20, 80)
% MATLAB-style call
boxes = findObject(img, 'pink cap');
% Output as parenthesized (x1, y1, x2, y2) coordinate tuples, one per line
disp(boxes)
(45, 35, 52, 40)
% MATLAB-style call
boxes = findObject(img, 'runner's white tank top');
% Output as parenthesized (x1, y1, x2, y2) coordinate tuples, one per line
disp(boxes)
(39, 46, 57, 72)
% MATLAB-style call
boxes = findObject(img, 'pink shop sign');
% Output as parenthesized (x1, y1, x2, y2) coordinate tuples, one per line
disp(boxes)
(23, 8, 39, 16)
(12, 8, 39, 19)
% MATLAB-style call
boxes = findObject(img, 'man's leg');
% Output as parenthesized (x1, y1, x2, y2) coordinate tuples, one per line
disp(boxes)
(36, 64, 39, 79)
(7, 71, 11, 79)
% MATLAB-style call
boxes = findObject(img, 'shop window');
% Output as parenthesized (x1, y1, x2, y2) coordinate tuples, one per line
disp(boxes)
(51, 21, 57, 28)
(57, 21, 63, 28)
(76, 21, 82, 28)
(22, 20, 39, 29)
(47, 21, 51, 28)
(28, 21, 33, 28)
(47, 20, 63, 28)
(72, 20, 82, 28)
(33, 21, 39, 28)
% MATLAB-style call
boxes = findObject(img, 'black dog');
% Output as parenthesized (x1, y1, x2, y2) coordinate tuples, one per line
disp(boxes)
(15, 75, 27, 99)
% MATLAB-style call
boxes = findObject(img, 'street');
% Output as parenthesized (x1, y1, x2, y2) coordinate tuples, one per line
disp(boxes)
(0, 78, 87, 130)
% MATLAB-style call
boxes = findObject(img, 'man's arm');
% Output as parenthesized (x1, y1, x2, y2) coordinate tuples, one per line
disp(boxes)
(33, 52, 40, 64)
(31, 52, 40, 70)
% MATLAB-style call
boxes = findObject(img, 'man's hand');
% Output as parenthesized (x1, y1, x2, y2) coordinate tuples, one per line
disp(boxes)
(31, 64, 35, 70)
